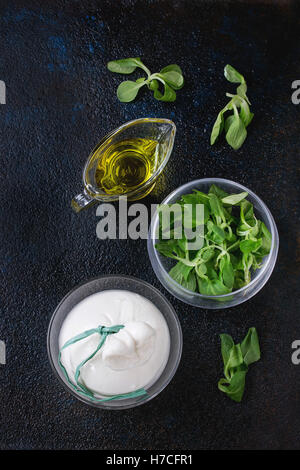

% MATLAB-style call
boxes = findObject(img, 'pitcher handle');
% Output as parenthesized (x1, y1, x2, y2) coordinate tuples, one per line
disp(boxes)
(71, 190, 96, 213)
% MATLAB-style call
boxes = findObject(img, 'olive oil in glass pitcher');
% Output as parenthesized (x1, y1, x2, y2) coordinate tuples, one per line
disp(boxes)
(72, 118, 176, 213)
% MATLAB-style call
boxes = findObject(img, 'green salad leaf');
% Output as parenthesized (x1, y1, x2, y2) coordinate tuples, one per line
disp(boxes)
(224, 64, 245, 84)
(210, 65, 253, 150)
(107, 58, 184, 102)
(241, 327, 261, 366)
(117, 80, 146, 102)
(155, 184, 272, 296)
(218, 328, 261, 402)
(107, 58, 149, 75)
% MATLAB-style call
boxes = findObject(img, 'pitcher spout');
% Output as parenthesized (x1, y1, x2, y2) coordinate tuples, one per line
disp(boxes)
(71, 190, 96, 213)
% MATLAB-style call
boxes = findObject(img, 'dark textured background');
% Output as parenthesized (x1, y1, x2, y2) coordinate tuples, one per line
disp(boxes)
(0, 0, 299, 450)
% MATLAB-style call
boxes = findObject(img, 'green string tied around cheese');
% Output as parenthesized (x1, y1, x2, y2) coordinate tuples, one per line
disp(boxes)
(58, 324, 148, 402)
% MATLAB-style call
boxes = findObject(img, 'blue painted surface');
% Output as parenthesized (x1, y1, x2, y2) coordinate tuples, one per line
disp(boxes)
(0, 0, 300, 450)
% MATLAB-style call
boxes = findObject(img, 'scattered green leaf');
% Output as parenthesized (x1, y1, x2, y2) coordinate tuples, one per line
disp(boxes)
(107, 58, 148, 75)
(117, 80, 146, 102)
(218, 327, 261, 402)
(210, 65, 253, 150)
(108, 58, 184, 102)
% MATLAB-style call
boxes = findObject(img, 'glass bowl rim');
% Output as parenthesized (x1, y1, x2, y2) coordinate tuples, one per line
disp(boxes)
(47, 274, 183, 410)
(148, 177, 279, 300)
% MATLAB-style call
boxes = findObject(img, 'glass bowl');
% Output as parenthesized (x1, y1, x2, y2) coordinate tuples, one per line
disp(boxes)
(47, 275, 182, 409)
(148, 178, 279, 309)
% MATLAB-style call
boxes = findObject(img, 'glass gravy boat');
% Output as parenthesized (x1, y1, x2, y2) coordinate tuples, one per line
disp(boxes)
(72, 118, 176, 212)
